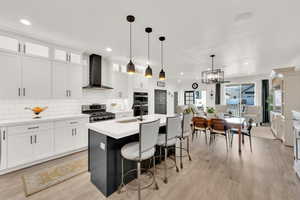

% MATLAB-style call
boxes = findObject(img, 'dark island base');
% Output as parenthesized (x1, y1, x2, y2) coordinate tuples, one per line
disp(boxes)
(88, 126, 174, 197)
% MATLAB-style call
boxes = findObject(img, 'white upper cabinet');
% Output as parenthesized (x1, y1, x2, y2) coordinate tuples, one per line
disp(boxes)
(22, 56, 52, 98)
(24, 42, 49, 58)
(68, 64, 83, 98)
(70, 53, 81, 64)
(54, 49, 68, 62)
(0, 52, 22, 99)
(0, 33, 83, 99)
(52, 61, 82, 98)
(101, 57, 113, 88)
(52, 61, 69, 98)
(54, 49, 81, 64)
(0, 35, 19, 53)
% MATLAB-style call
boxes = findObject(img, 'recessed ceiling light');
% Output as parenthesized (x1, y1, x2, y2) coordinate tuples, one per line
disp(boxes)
(20, 19, 31, 26)
(180, 72, 184, 75)
(106, 47, 112, 52)
(244, 62, 249, 65)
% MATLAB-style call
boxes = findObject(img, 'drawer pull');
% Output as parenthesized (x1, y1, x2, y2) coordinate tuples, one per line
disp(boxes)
(70, 122, 78, 124)
(28, 126, 39, 130)
(2, 130, 5, 141)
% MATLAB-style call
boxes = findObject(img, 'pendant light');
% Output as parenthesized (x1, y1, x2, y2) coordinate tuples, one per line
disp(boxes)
(159, 36, 166, 80)
(145, 27, 153, 78)
(126, 15, 135, 74)
(201, 54, 225, 84)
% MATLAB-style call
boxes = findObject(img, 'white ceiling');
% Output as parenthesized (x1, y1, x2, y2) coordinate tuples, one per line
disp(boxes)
(0, 0, 300, 80)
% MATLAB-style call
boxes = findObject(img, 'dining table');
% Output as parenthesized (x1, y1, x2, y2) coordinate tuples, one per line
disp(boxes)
(202, 116, 246, 153)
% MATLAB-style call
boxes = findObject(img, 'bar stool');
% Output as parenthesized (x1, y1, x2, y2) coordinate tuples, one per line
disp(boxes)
(119, 119, 160, 200)
(156, 116, 181, 183)
(178, 113, 193, 169)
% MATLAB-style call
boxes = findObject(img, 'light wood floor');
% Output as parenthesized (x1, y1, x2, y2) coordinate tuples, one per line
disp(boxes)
(1, 127, 299, 200)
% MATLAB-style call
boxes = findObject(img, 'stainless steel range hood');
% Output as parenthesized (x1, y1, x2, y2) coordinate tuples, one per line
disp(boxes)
(83, 54, 113, 89)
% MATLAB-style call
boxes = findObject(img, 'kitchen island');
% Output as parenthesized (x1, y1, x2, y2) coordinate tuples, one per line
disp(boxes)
(87, 114, 168, 197)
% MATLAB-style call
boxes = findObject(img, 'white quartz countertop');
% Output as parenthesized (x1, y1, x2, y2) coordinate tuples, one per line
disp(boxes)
(86, 114, 169, 139)
(0, 114, 90, 127)
(109, 110, 133, 114)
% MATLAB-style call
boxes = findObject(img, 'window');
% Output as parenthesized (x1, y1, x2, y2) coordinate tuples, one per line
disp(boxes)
(225, 83, 255, 116)
(184, 91, 195, 105)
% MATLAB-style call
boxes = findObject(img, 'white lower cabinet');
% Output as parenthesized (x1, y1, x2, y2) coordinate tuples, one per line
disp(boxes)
(2, 116, 89, 172)
(7, 132, 34, 168)
(34, 129, 54, 160)
(54, 126, 74, 154)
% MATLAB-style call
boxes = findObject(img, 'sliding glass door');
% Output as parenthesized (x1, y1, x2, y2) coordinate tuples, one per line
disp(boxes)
(225, 83, 255, 116)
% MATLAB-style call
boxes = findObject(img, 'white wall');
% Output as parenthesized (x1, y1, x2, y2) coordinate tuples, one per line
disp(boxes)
(177, 80, 215, 108)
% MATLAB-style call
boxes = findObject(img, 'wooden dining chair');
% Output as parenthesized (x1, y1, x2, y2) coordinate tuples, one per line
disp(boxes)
(230, 118, 253, 152)
(192, 117, 208, 143)
(210, 118, 229, 151)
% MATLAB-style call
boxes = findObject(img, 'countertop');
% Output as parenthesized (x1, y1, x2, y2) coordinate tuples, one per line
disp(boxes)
(0, 114, 90, 127)
(108, 110, 133, 114)
(86, 114, 168, 139)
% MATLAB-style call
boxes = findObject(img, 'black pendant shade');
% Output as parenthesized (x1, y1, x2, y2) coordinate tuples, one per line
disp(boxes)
(159, 36, 166, 80)
(127, 15, 135, 74)
(145, 65, 153, 78)
(145, 27, 153, 78)
(159, 69, 165, 80)
(127, 60, 135, 74)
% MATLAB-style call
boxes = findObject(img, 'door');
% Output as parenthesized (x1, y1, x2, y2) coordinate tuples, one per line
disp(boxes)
(68, 64, 83, 98)
(22, 56, 52, 98)
(54, 127, 75, 154)
(7, 133, 34, 168)
(0, 52, 22, 98)
(52, 61, 68, 98)
(174, 92, 178, 114)
(34, 129, 54, 160)
(155, 89, 167, 114)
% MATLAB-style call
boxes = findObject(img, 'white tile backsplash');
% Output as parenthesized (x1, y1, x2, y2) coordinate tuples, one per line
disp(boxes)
(0, 93, 130, 121)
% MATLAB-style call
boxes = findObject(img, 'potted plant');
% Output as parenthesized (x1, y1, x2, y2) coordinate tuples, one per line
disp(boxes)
(206, 107, 215, 119)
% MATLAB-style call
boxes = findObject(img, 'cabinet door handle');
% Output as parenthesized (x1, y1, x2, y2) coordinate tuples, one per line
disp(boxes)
(34, 135, 37, 144)
(28, 126, 39, 130)
(23, 88, 26, 96)
(18, 88, 21, 96)
(74, 128, 77, 136)
(66, 90, 68, 97)
(69, 90, 71, 97)
(72, 129, 74, 136)
(70, 121, 78, 124)
(23, 44, 26, 53)
(18, 43, 21, 52)
(30, 136, 33, 144)
(2, 130, 6, 141)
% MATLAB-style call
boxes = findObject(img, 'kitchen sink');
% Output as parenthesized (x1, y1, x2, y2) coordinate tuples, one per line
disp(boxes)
(117, 119, 139, 123)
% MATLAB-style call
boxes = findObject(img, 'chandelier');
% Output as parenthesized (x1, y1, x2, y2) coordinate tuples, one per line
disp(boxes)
(201, 54, 224, 84)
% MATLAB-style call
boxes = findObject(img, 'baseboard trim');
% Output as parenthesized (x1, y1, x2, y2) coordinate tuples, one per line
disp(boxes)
(0, 147, 87, 175)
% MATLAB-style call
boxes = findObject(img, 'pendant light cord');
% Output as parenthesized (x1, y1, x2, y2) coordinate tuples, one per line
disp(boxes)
(148, 32, 150, 64)
(130, 23, 132, 59)
(161, 40, 163, 69)
(211, 56, 214, 71)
